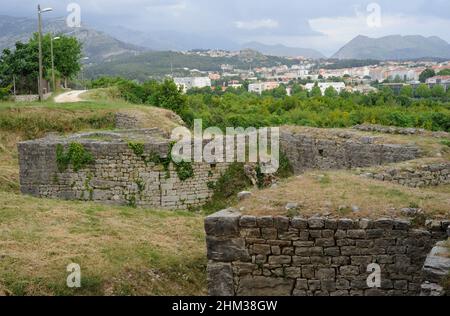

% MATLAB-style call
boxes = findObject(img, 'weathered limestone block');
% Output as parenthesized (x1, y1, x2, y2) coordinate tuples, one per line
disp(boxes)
(207, 262, 234, 296)
(205, 209, 241, 237)
(422, 241, 450, 285)
(236, 276, 295, 296)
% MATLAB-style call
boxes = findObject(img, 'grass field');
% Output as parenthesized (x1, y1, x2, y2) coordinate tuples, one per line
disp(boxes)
(0, 192, 206, 296)
(0, 96, 204, 296)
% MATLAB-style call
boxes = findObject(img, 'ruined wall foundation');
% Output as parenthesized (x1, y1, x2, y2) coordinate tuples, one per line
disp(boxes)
(18, 129, 228, 210)
(205, 209, 449, 296)
(280, 130, 421, 174)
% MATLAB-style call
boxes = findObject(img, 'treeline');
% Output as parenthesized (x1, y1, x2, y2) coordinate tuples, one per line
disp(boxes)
(88, 77, 450, 132)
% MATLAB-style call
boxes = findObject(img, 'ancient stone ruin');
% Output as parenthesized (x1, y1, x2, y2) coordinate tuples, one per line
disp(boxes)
(205, 209, 449, 296)
(17, 125, 449, 296)
(18, 129, 228, 209)
(18, 126, 424, 208)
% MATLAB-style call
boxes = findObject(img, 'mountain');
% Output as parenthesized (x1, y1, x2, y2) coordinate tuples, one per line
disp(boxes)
(98, 25, 240, 51)
(0, 15, 145, 62)
(332, 35, 450, 60)
(242, 41, 325, 59)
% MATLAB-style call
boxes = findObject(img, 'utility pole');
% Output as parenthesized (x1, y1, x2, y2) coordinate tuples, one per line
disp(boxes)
(37, 4, 43, 101)
(37, 5, 52, 101)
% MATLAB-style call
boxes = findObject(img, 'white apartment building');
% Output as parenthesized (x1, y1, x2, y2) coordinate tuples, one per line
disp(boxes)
(174, 77, 212, 93)
(304, 82, 346, 95)
(248, 82, 280, 94)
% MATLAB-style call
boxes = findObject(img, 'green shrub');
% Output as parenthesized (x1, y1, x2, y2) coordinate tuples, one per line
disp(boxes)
(128, 142, 145, 157)
(203, 163, 252, 214)
(56, 143, 94, 172)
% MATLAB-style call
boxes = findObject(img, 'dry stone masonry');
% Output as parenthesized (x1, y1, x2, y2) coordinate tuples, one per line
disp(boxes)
(205, 209, 449, 296)
(353, 124, 450, 139)
(18, 129, 228, 209)
(280, 129, 421, 174)
(361, 162, 450, 188)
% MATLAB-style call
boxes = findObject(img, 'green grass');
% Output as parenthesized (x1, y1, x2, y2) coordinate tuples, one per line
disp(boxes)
(0, 191, 207, 296)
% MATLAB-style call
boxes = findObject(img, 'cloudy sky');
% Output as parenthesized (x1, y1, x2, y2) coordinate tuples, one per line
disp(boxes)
(2, 0, 450, 55)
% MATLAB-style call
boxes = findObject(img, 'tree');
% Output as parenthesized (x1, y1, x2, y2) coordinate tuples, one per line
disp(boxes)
(146, 79, 187, 114)
(415, 84, 431, 98)
(419, 69, 436, 83)
(310, 83, 322, 97)
(324, 86, 338, 97)
(400, 85, 414, 98)
(49, 35, 83, 87)
(437, 69, 450, 76)
(0, 33, 82, 94)
(431, 85, 446, 98)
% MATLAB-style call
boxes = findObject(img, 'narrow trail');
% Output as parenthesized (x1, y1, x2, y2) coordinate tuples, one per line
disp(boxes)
(53, 90, 87, 103)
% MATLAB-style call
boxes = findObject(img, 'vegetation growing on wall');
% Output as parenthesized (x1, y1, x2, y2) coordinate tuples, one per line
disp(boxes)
(203, 152, 295, 213)
(56, 143, 94, 172)
(203, 163, 252, 214)
(128, 141, 194, 181)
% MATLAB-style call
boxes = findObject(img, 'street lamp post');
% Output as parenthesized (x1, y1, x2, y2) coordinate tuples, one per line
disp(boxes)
(37, 5, 52, 101)
(51, 36, 60, 92)
(81, 57, 89, 90)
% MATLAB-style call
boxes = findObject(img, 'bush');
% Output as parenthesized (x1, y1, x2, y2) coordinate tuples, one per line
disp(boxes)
(0, 85, 11, 100)
(203, 163, 252, 214)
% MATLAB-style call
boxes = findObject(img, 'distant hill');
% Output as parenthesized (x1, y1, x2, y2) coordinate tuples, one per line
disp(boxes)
(99, 25, 240, 51)
(0, 15, 145, 62)
(242, 41, 325, 59)
(332, 35, 450, 60)
(84, 50, 299, 81)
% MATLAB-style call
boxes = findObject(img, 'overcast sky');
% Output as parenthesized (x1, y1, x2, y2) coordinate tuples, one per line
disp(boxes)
(2, 0, 450, 55)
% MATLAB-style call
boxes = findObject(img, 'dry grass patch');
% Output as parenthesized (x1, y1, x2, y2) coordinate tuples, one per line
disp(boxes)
(0, 192, 206, 296)
(116, 107, 184, 134)
(0, 132, 20, 193)
(236, 170, 450, 220)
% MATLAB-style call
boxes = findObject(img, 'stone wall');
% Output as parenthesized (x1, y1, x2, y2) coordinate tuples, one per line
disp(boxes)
(353, 124, 449, 139)
(361, 163, 450, 188)
(18, 129, 228, 210)
(14, 93, 51, 102)
(115, 112, 141, 130)
(280, 130, 421, 174)
(205, 209, 449, 296)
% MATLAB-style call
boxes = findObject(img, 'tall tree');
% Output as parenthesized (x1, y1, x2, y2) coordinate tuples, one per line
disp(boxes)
(419, 69, 436, 83)
(0, 33, 82, 94)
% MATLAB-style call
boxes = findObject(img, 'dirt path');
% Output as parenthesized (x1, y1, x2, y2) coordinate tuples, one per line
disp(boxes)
(54, 90, 87, 103)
